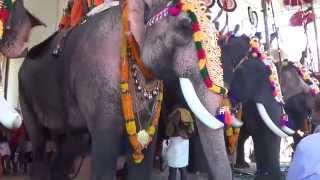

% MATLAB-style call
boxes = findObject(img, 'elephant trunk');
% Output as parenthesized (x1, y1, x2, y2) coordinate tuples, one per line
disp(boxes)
(179, 77, 232, 180)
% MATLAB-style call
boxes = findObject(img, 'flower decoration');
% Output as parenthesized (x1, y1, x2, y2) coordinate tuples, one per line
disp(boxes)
(249, 37, 284, 104)
(169, 0, 227, 96)
(0, 0, 15, 39)
(121, 1, 163, 164)
(294, 62, 320, 96)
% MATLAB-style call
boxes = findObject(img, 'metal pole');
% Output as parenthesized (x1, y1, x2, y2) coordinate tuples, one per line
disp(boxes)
(4, 58, 9, 99)
(261, 0, 270, 53)
(311, 2, 320, 71)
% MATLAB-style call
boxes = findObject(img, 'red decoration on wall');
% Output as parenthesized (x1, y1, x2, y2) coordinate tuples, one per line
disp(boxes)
(265, 0, 272, 4)
(290, 10, 316, 26)
(283, 0, 312, 6)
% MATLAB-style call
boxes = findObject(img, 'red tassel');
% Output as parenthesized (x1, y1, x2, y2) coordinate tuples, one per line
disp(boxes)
(168, 6, 181, 16)
(197, 49, 206, 59)
(192, 23, 200, 32)
(0, 9, 9, 23)
(224, 111, 232, 126)
(204, 77, 213, 88)
(272, 91, 278, 97)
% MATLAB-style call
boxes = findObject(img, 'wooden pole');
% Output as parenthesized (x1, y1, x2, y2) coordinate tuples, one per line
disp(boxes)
(311, 2, 320, 71)
(261, 0, 270, 53)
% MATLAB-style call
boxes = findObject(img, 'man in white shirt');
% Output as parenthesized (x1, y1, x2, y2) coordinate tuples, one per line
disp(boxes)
(287, 132, 320, 180)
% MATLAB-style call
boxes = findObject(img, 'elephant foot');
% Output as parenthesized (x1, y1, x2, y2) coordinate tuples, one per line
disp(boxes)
(30, 162, 50, 180)
(234, 161, 250, 169)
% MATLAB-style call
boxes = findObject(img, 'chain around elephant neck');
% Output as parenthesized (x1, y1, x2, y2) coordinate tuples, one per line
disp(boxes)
(120, 0, 163, 164)
(0, 0, 15, 39)
(147, 0, 228, 96)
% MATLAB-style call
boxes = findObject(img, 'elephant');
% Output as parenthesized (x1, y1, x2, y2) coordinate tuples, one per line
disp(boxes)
(233, 58, 320, 176)
(0, 0, 294, 180)
(141, 3, 294, 179)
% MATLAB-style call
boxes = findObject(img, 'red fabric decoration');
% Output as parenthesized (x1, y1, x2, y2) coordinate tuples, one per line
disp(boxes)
(265, 0, 272, 4)
(283, 0, 312, 6)
(290, 10, 315, 26)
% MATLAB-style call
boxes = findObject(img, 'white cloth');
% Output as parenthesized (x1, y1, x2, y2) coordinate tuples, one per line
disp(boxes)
(287, 133, 320, 180)
(166, 137, 189, 168)
(0, 142, 11, 156)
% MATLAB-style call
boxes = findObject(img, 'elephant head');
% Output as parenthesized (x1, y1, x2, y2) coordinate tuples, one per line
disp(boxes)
(279, 61, 319, 146)
(230, 57, 295, 138)
(0, 0, 43, 58)
(220, 34, 251, 87)
(141, 1, 234, 179)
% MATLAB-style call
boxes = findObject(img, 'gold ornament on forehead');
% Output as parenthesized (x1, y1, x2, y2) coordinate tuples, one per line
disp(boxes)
(181, 0, 224, 89)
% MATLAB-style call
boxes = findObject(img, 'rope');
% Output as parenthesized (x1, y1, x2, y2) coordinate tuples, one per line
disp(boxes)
(270, 1, 282, 62)
(69, 155, 85, 179)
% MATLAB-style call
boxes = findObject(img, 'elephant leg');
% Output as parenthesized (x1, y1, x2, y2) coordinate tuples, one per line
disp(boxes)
(19, 95, 49, 180)
(50, 133, 90, 180)
(253, 121, 281, 180)
(235, 129, 250, 168)
(126, 134, 158, 180)
(195, 119, 232, 180)
(90, 128, 121, 180)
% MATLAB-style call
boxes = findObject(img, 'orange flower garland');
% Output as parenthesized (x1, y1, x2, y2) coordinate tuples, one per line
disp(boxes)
(120, 1, 163, 164)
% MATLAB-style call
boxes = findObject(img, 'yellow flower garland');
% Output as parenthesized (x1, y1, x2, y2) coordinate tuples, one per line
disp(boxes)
(120, 1, 163, 164)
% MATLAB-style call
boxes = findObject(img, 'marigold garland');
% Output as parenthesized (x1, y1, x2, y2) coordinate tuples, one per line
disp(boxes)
(249, 37, 284, 104)
(249, 37, 290, 127)
(169, 0, 227, 96)
(120, 1, 163, 164)
(293, 62, 320, 96)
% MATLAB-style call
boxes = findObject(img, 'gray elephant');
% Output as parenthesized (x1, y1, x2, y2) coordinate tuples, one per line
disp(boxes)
(141, 3, 295, 180)
(236, 60, 320, 171)
(0, 1, 294, 180)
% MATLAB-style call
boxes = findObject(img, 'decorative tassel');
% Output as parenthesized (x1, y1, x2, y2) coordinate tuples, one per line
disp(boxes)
(280, 114, 289, 127)
(168, 6, 181, 16)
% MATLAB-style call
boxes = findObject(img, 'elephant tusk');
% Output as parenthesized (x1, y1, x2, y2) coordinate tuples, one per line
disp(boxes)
(231, 116, 243, 128)
(281, 126, 295, 135)
(0, 97, 22, 129)
(256, 103, 288, 138)
(179, 78, 224, 130)
(0, 111, 22, 129)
